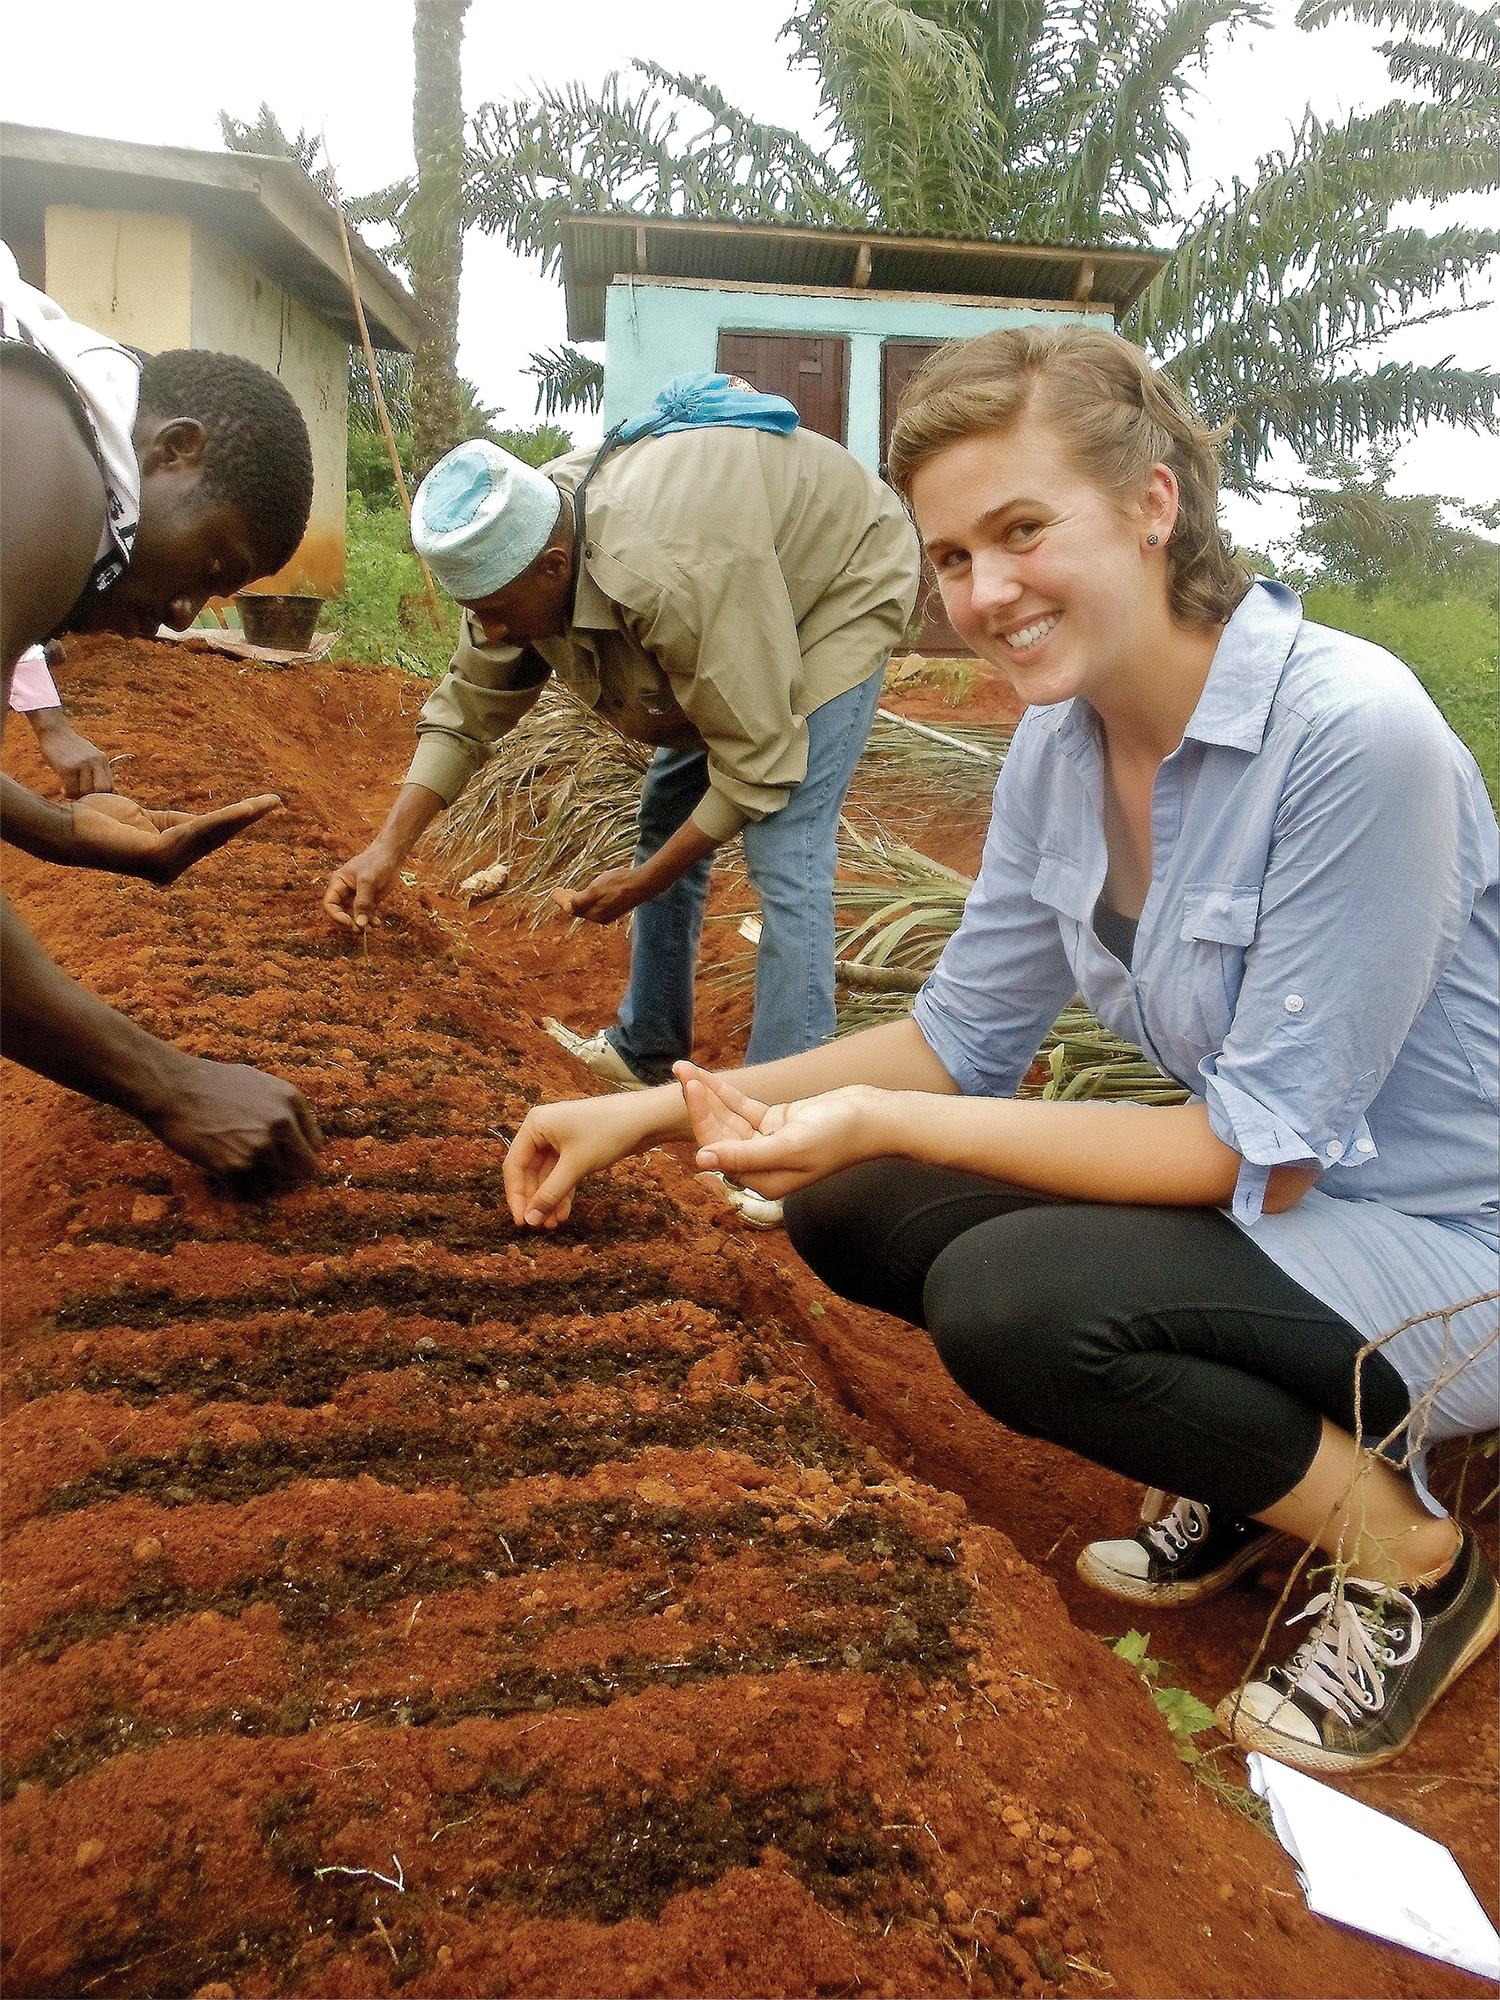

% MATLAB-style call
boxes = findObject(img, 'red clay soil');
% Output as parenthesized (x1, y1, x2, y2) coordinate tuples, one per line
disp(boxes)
(1, 638, 1494, 2000)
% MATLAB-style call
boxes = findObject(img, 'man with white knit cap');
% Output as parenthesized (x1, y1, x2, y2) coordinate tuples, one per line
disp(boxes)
(324, 386, 921, 1104)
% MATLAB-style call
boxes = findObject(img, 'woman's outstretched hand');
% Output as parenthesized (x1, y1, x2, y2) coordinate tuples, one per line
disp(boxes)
(504, 1090, 676, 1229)
(675, 1063, 891, 1198)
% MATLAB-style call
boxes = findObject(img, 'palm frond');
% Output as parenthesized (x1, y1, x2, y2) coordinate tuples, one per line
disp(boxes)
(527, 344, 605, 418)
(465, 65, 862, 272)
(1297, 0, 1500, 68)
(416, 683, 652, 918)
(787, 0, 1009, 231)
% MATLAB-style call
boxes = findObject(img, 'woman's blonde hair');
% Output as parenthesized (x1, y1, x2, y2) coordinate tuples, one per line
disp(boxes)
(888, 325, 1251, 628)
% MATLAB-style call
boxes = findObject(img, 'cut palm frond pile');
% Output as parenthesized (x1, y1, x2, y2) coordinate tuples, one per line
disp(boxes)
(823, 827, 1189, 1105)
(1026, 1006, 1190, 1105)
(829, 820, 972, 1031)
(851, 711, 1010, 823)
(415, 683, 656, 917)
(864, 709, 1011, 772)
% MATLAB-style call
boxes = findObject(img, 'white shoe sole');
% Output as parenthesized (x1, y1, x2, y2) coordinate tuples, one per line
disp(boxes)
(1216, 1586, 1500, 1773)
(699, 1172, 784, 1229)
(542, 1017, 648, 1091)
(1076, 1528, 1284, 1607)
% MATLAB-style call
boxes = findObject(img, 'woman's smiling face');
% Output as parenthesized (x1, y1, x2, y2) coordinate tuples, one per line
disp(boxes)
(908, 410, 1175, 709)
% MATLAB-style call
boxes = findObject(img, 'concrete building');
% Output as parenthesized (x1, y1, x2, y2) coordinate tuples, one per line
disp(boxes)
(1, 122, 422, 599)
(559, 215, 1167, 647)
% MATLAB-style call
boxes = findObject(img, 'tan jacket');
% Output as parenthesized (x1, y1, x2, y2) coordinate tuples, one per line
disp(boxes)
(405, 425, 921, 841)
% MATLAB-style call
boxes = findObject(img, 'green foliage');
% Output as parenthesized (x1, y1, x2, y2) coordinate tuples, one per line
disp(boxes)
(1111, 1630, 1271, 1829)
(325, 494, 460, 679)
(527, 345, 606, 419)
(347, 376, 544, 506)
(491, 422, 574, 467)
(1111, 1630, 1221, 1752)
(462, 0, 1498, 476)
(218, 101, 325, 180)
(1274, 447, 1499, 602)
(1302, 584, 1499, 802)
(347, 425, 414, 509)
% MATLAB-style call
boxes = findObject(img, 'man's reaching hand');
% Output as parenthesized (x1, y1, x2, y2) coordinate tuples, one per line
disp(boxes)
(70, 791, 282, 884)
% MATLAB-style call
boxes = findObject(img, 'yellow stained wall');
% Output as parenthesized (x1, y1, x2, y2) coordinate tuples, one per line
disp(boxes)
(43, 204, 347, 599)
(44, 206, 192, 351)
(189, 221, 347, 598)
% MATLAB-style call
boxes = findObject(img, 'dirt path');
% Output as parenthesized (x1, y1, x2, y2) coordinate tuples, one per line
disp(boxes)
(1, 638, 1493, 2000)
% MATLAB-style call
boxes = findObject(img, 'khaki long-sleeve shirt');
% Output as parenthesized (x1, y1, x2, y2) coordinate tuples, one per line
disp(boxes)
(405, 425, 922, 842)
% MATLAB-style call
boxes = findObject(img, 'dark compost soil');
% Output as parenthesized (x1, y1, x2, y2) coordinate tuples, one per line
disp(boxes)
(2, 637, 1494, 2000)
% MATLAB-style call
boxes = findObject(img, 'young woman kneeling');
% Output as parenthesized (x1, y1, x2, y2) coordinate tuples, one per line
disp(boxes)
(503, 325, 1499, 1776)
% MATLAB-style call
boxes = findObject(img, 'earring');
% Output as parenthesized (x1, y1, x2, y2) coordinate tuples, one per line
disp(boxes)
(1147, 533, 1159, 546)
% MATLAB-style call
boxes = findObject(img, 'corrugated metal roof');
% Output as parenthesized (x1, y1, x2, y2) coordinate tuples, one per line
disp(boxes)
(0, 123, 421, 351)
(560, 214, 1168, 341)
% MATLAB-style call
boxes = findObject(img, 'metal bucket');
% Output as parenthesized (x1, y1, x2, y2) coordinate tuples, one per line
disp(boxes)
(234, 594, 323, 651)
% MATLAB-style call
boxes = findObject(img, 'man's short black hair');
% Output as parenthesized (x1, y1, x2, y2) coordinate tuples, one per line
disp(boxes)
(137, 349, 315, 572)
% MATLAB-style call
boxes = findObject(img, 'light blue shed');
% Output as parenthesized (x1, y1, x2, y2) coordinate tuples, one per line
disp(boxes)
(558, 215, 1168, 474)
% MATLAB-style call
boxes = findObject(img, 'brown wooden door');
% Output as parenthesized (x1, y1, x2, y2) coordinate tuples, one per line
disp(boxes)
(880, 339, 968, 655)
(716, 331, 848, 443)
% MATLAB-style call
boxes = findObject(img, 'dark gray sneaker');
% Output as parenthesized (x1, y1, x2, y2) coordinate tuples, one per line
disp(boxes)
(1216, 1527, 1499, 1774)
(1077, 1492, 1284, 1606)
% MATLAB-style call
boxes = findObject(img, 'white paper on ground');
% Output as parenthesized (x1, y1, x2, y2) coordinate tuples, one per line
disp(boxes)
(1248, 1753, 1500, 1980)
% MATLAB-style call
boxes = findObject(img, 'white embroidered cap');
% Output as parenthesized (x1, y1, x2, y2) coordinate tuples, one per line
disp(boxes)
(411, 441, 561, 600)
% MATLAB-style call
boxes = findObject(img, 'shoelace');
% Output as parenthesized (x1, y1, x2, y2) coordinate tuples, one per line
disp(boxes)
(1141, 1494, 1209, 1561)
(1275, 1582, 1422, 1722)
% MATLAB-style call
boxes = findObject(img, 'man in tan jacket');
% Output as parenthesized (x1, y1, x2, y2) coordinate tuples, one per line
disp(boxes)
(324, 415, 920, 1088)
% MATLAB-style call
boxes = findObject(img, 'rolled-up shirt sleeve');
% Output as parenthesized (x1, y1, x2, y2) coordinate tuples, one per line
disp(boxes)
(404, 612, 552, 804)
(8, 647, 60, 713)
(1198, 686, 1490, 1223)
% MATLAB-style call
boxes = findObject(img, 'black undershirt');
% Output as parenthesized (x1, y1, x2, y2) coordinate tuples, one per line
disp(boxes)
(1093, 896, 1139, 970)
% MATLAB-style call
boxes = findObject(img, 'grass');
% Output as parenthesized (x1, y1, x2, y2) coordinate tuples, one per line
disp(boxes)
(324, 494, 461, 681)
(1303, 585, 1498, 805)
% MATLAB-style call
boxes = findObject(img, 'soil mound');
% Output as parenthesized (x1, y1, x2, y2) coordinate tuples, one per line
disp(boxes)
(2, 639, 1493, 2000)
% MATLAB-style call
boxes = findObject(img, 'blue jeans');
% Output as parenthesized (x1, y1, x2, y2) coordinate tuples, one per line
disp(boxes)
(607, 668, 885, 1082)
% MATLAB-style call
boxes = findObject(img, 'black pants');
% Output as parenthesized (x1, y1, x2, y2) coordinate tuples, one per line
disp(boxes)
(784, 1160, 1412, 1518)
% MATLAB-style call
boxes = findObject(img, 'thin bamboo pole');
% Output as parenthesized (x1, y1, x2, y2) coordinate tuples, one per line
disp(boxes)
(875, 707, 1002, 762)
(323, 150, 445, 634)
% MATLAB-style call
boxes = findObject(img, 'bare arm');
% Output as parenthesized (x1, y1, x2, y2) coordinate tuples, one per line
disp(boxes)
(683, 1068, 1319, 1213)
(557, 819, 719, 926)
(1, 893, 322, 1179)
(2, 774, 285, 882)
(322, 781, 446, 931)
(503, 1017, 956, 1226)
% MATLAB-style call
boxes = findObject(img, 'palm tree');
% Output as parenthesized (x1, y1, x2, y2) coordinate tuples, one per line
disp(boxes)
(409, 0, 472, 480)
(462, 0, 1498, 482)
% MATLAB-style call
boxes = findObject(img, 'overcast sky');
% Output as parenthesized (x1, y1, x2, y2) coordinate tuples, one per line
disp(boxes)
(5, 0, 1494, 549)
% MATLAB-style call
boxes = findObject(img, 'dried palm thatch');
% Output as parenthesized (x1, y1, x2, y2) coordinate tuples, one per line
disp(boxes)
(415, 683, 655, 918)
(824, 826, 1189, 1104)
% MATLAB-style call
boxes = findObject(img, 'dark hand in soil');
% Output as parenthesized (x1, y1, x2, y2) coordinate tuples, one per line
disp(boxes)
(70, 790, 283, 884)
(323, 843, 396, 932)
(26, 708, 114, 797)
(144, 1056, 324, 1179)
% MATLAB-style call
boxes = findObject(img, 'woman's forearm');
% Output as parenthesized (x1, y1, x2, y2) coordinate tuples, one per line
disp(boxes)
(868, 1091, 1241, 1205)
(731, 1015, 959, 1104)
(615, 1019, 961, 1153)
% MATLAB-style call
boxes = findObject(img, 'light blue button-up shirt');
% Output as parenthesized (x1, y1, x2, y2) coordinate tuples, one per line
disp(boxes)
(915, 581, 1498, 1441)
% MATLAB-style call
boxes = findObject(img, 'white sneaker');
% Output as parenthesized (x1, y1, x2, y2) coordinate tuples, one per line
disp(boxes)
(542, 1018, 648, 1091)
(699, 1172, 784, 1229)
(1077, 1491, 1282, 1605)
